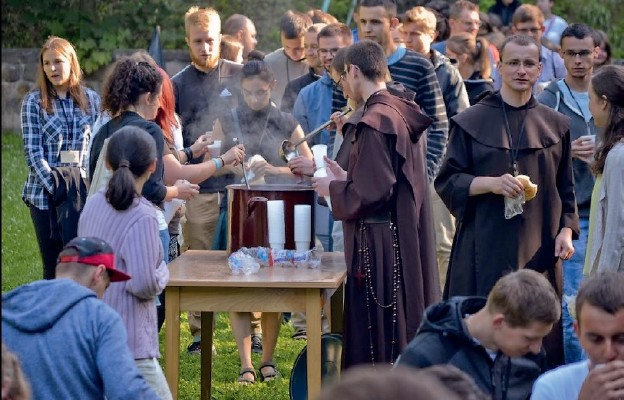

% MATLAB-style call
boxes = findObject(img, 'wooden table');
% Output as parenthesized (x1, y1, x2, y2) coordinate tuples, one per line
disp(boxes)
(164, 250, 347, 400)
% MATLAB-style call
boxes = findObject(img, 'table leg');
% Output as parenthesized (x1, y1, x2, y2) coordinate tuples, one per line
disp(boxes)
(306, 288, 322, 400)
(165, 287, 181, 399)
(330, 282, 344, 334)
(200, 312, 214, 400)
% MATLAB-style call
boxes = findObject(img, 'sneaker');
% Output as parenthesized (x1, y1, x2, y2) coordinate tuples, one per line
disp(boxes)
(251, 334, 263, 353)
(187, 341, 201, 355)
(186, 341, 218, 356)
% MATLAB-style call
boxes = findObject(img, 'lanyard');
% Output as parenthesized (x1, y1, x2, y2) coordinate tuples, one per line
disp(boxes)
(59, 96, 74, 131)
(562, 80, 592, 135)
(500, 95, 529, 176)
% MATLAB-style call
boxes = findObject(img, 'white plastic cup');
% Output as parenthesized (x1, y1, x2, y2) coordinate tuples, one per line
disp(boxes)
(294, 204, 312, 242)
(207, 140, 222, 156)
(311, 144, 328, 171)
(313, 169, 332, 211)
(580, 135, 596, 145)
(267, 200, 286, 245)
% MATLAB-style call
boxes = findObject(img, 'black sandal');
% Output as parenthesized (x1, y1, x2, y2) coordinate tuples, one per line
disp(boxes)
(238, 367, 256, 385)
(259, 362, 279, 382)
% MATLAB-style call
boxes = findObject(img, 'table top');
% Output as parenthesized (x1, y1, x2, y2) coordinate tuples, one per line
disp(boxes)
(167, 250, 347, 289)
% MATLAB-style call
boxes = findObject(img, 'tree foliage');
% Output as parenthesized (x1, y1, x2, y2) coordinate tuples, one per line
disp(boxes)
(1, 0, 621, 75)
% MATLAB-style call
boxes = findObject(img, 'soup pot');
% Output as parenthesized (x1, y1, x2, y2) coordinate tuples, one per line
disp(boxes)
(226, 183, 316, 253)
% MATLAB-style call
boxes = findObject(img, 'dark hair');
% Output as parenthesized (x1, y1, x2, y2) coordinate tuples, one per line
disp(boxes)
(357, 0, 398, 19)
(575, 272, 624, 325)
(560, 23, 597, 47)
(223, 14, 250, 35)
(246, 49, 266, 62)
(318, 23, 354, 44)
(241, 58, 274, 84)
(280, 10, 312, 39)
(105, 126, 157, 211)
(486, 269, 561, 327)
(447, 33, 492, 79)
(591, 65, 624, 174)
(307, 8, 339, 24)
(345, 40, 388, 81)
(499, 34, 540, 61)
(416, 365, 490, 400)
(101, 57, 163, 117)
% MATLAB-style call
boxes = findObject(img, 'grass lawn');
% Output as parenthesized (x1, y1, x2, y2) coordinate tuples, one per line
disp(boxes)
(2, 132, 308, 399)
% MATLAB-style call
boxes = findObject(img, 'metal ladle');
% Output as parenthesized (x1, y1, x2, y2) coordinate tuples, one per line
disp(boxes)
(279, 105, 352, 163)
(233, 137, 251, 190)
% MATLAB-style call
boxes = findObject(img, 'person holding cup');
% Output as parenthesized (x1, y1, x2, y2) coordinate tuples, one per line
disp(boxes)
(537, 23, 599, 364)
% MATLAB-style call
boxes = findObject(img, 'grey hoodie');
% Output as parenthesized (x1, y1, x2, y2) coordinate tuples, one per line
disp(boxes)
(537, 79, 597, 217)
(2, 279, 158, 399)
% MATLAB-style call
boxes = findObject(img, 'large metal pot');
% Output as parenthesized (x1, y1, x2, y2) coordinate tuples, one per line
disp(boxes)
(226, 184, 316, 253)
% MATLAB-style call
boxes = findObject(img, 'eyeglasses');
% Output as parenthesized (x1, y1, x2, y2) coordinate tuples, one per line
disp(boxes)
(515, 27, 541, 34)
(501, 60, 540, 69)
(318, 48, 340, 56)
(335, 70, 347, 86)
(562, 50, 593, 58)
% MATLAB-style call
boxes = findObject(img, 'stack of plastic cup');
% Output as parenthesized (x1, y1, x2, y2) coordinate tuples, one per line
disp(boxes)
(311, 144, 332, 211)
(294, 204, 312, 252)
(267, 200, 285, 250)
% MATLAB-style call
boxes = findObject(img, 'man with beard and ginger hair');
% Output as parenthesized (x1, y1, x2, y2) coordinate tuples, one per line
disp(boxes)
(312, 40, 440, 368)
(434, 34, 578, 368)
(171, 6, 244, 355)
(356, 0, 449, 183)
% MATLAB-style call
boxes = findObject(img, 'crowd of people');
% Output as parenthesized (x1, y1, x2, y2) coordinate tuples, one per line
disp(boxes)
(2, 0, 622, 398)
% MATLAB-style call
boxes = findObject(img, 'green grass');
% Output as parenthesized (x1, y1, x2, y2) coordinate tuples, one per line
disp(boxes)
(2, 131, 307, 399)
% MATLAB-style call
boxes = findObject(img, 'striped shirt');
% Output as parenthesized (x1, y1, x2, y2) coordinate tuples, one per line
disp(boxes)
(78, 189, 169, 360)
(388, 49, 449, 181)
(21, 88, 100, 210)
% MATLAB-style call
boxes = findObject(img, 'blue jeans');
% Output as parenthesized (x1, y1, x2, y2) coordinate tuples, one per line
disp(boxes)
(562, 217, 588, 363)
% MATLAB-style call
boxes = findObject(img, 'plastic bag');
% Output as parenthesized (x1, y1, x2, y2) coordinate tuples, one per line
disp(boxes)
(228, 252, 260, 275)
(504, 193, 526, 219)
(229, 246, 323, 269)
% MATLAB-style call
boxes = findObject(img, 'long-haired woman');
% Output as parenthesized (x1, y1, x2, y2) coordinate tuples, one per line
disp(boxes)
(446, 33, 494, 105)
(21, 36, 101, 279)
(78, 126, 172, 399)
(585, 65, 624, 274)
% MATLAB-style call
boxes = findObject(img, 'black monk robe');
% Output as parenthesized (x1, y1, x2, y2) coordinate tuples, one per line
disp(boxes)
(435, 93, 579, 299)
(329, 90, 440, 369)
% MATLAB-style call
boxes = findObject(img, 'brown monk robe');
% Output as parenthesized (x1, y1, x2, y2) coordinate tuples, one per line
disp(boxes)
(434, 93, 579, 368)
(329, 90, 440, 369)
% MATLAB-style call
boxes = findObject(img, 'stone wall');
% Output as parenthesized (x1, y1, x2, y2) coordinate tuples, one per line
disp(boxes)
(1, 48, 191, 133)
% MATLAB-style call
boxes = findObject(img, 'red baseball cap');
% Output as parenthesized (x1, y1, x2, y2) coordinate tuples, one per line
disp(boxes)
(58, 237, 131, 282)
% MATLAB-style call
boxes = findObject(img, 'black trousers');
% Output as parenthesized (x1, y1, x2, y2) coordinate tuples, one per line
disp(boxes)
(29, 205, 64, 280)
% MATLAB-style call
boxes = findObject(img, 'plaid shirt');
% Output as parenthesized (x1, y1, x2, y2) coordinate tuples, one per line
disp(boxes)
(21, 88, 100, 210)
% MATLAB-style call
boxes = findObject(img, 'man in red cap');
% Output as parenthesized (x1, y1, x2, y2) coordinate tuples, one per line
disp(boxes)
(2, 236, 159, 399)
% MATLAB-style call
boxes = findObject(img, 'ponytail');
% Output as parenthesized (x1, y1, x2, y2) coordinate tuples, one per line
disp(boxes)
(105, 126, 157, 211)
(476, 37, 491, 80)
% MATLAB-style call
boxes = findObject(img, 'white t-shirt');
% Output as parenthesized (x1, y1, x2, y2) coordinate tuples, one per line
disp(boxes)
(530, 360, 589, 400)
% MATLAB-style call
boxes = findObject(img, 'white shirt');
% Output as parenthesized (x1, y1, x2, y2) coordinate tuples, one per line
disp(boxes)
(530, 360, 589, 400)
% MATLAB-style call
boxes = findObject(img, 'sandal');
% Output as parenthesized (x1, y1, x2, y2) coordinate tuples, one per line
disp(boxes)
(238, 367, 256, 385)
(259, 362, 280, 382)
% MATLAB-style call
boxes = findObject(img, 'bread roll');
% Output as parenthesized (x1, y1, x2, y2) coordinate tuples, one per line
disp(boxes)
(516, 174, 538, 201)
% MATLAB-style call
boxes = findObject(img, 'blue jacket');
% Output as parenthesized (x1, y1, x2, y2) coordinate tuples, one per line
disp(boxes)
(2, 279, 158, 400)
(293, 71, 334, 146)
